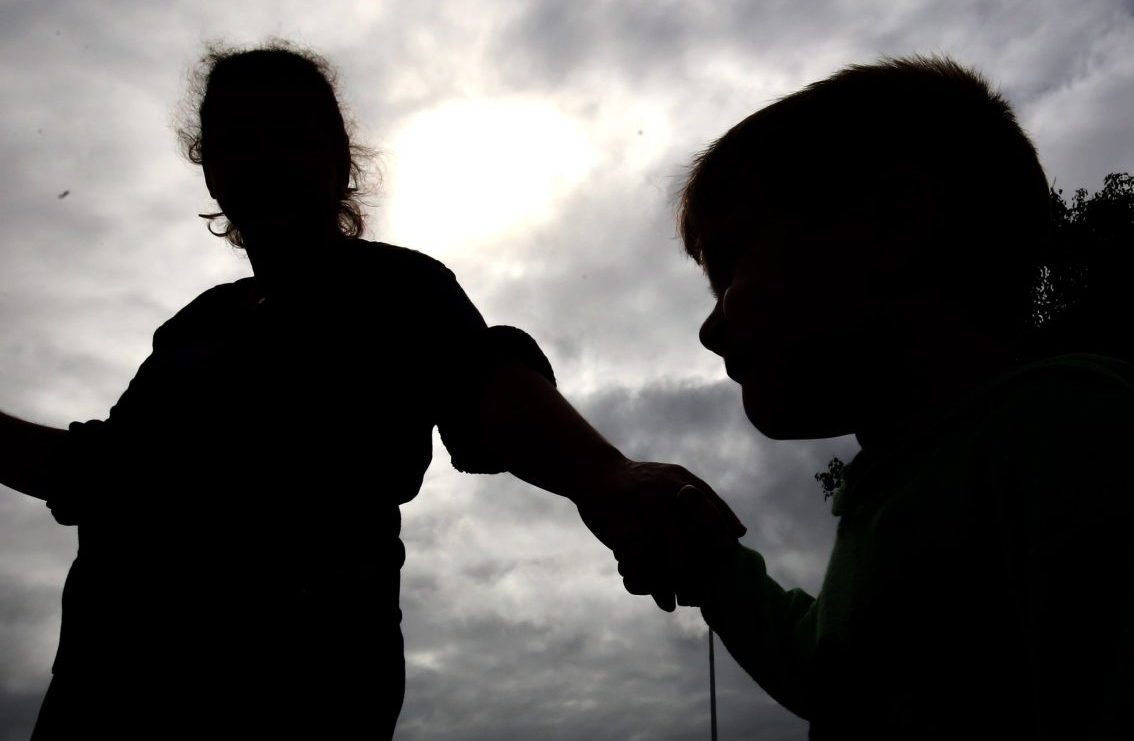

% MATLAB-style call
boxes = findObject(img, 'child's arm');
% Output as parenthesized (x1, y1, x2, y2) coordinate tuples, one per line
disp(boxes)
(699, 543, 819, 720)
(609, 486, 819, 719)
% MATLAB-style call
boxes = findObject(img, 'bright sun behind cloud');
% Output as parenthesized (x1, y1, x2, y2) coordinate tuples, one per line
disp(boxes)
(380, 97, 594, 257)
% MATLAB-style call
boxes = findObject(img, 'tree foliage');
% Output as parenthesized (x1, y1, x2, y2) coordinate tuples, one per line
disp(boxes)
(1027, 172, 1134, 359)
(815, 457, 846, 501)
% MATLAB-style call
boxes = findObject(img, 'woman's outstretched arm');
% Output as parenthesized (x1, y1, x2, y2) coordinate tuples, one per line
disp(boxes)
(0, 411, 67, 500)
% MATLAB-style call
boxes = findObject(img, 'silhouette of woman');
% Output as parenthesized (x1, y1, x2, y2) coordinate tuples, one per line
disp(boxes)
(0, 43, 743, 739)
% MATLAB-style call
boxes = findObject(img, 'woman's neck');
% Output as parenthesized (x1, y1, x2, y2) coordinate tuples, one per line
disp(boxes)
(243, 226, 344, 295)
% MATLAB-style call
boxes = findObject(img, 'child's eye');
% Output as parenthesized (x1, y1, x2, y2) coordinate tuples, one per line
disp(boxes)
(704, 262, 734, 299)
(707, 275, 727, 300)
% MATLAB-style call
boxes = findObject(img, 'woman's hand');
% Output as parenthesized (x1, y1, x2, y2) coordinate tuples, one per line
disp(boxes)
(464, 364, 746, 609)
(574, 461, 745, 611)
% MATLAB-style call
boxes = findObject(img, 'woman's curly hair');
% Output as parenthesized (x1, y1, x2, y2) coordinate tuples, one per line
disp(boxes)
(176, 40, 374, 247)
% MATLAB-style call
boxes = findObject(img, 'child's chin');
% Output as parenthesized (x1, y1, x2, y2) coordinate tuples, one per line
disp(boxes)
(741, 383, 839, 440)
(741, 386, 795, 440)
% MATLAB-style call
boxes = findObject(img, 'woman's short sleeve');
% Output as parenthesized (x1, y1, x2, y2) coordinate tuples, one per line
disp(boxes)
(410, 256, 556, 474)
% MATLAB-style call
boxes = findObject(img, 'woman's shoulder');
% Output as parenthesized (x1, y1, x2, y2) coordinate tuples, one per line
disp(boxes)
(152, 278, 257, 343)
(332, 240, 473, 315)
(342, 239, 457, 282)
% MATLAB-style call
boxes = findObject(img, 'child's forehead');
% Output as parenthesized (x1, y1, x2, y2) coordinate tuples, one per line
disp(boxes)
(699, 216, 791, 296)
(697, 199, 806, 257)
(698, 197, 875, 296)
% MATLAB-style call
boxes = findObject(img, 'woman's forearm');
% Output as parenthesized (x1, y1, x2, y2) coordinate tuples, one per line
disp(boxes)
(0, 410, 67, 500)
(472, 363, 627, 502)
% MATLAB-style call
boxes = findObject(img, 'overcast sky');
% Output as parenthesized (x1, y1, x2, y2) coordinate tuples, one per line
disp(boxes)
(1, 1, 1133, 739)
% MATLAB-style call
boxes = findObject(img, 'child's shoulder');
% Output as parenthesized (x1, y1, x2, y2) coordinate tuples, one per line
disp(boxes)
(978, 353, 1134, 430)
(968, 353, 1134, 506)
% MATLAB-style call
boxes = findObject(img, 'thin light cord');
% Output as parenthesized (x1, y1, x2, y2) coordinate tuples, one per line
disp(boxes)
(709, 628, 718, 741)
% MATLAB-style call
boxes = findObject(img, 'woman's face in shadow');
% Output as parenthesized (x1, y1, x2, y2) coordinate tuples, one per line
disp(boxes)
(201, 80, 343, 239)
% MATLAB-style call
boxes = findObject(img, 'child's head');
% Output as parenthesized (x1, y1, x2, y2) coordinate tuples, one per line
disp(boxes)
(681, 56, 1050, 440)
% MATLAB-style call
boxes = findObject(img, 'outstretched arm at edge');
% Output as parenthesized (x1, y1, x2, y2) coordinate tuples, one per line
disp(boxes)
(0, 411, 67, 501)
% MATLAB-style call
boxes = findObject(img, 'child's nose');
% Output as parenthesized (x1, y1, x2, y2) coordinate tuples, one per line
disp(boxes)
(699, 300, 727, 356)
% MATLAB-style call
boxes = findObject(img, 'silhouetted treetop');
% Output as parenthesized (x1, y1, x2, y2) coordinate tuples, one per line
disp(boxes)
(1024, 172, 1134, 362)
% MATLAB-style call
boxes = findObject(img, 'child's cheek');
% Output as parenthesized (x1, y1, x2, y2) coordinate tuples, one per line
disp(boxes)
(721, 282, 751, 320)
(722, 281, 775, 331)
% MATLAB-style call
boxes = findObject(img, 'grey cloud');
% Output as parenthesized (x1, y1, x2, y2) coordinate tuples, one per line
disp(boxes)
(0, 575, 60, 695)
(1023, 28, 1134, 193)
(399, 606, 802, 741)
(495, 0, 1107, 89)
(493, 1, 700, 89)
(492, 0, 1134, 188)
(448, 179, 726, 388)
(0, 517, 65, 739)
(0, 687, 45, 741)
(493, 0, 868, 91)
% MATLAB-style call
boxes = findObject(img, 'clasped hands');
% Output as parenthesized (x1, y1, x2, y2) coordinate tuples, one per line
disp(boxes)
(574, 460, 746, 612)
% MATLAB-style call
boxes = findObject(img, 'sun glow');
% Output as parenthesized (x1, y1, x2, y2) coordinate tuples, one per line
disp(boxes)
(380, 97, 594, 256)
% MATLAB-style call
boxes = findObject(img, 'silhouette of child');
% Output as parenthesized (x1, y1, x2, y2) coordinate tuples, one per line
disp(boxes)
(0, 43, 741, 739)
(632, 56, 1133, 739)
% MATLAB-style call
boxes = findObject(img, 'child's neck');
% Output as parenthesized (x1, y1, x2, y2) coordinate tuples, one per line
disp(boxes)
(853, 330, 1017, 457)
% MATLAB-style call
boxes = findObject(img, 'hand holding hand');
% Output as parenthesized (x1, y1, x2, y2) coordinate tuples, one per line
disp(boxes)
(574, 460, 745, 611)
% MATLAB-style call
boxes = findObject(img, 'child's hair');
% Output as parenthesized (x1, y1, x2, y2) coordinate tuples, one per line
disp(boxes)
(679, 55, 1050, 342)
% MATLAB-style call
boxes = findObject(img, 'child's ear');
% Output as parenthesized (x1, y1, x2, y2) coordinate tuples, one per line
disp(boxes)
(868, 164, 944, 278)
